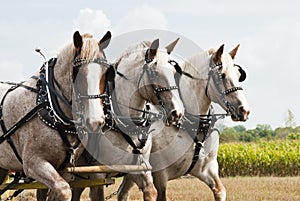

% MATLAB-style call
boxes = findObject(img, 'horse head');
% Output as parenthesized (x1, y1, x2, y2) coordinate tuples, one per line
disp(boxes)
(72, 31, 112, 132)
(139, 38, 184, 125)
(206, 44, 250, 121)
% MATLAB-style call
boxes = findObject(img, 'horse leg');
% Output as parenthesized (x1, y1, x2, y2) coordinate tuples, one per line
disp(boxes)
(0, 168, 8, 184)
(119, 173, 157, 201)
(117, 175, 135, 201)
(152, 172, 168, 201)
(24, 159, 72, 201)
(71, 188, 84, 201)
(88, 173, 105, 201)
(191, 160, 226, 201)
(89, 186, 104, 201)
(36, 189, 49, 201)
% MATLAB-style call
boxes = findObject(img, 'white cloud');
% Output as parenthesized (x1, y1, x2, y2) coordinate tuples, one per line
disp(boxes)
(113, 4, 167, 34)
(73, 8, 111, 35)
(0, 61, 25, 82)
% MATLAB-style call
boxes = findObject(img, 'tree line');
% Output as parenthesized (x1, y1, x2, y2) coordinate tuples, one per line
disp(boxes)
(219, 109, 300, 143)
(219, 124, 300, 143)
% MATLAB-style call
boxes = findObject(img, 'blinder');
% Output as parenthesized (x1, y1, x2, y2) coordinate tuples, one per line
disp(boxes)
(105, 64, 116, 82)
(235, 64, 246, 82)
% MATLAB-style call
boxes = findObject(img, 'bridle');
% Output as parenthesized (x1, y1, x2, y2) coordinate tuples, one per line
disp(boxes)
(168, 58, 247, 174)
(72, 57, 111, 124)
(99, 50, 181, 155)
(205, 58, 246, 116)
(137, 50, 179, 111)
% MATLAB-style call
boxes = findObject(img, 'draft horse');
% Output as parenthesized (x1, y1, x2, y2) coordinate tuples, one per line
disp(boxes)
(118, 44, 250, 201)
(0, 30, 112, 201)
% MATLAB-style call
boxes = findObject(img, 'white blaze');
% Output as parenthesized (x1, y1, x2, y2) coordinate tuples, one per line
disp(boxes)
(87, 63, 105, 127)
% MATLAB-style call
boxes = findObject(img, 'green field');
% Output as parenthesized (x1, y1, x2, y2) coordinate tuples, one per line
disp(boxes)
(218, 140, 300, 176)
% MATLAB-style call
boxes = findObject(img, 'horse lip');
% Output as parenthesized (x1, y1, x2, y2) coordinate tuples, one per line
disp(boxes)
(231, 114, 247, 122)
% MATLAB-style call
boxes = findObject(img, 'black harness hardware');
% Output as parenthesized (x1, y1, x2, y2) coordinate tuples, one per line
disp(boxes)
(100, 54, 170, 160)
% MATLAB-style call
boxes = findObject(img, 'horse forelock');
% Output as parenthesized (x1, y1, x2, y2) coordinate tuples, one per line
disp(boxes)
(57, 34, 102, 64)
(154, 49, 175, 76)
(221, 53, 234, 70)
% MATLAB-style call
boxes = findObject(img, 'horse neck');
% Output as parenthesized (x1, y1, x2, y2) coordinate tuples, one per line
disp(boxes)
(52, 56, 73, 117)
(114, 67, 146, 118)
(180, 51, 212, 115)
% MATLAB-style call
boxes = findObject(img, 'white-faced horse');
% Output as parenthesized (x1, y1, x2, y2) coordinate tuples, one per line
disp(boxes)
(118, 44, 250, 201)
(70, 38, 185, 201)
(0, 30, 112, 201)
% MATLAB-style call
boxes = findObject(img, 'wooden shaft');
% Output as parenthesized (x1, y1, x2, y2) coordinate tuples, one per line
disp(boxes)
(66, 165, 152, 173)
(0, 178, 115, 190)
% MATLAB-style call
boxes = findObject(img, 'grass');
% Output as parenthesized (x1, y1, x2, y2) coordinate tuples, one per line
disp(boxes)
(93, 176, 300, 201)
(5, 176, 300, 201)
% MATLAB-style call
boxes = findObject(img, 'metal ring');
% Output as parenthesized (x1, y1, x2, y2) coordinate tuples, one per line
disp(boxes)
(40, 90, 47, 97)
(48, 110, 55, 118)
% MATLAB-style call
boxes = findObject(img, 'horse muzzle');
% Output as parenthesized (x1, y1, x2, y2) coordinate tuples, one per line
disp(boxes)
(85, 117, 105, 132)
(231, 105, 250, 122)
(166, 110, 183, 126)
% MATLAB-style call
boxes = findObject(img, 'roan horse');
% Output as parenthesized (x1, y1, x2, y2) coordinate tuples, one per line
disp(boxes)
(118, 44, 250, 201)
(69, 39, 185, 201)
(0, 30, 112, 201)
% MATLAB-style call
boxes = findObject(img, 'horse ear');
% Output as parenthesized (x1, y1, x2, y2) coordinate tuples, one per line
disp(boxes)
(99, 31, 112, 50)
(147, 39, 159, 59)
(213, 44, 224, 63)
(165, 38, 179, 54)
(73, 31, 83, 49)
(229, 44, 240, 59)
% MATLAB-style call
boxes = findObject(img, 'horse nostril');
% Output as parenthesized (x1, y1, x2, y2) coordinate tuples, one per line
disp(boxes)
(86, 117, 102, 132)
(171, 110, 182, 121)
(238, 106, 250, 119)
(99, 117, 105, 125)
(171, 110, 178, 118)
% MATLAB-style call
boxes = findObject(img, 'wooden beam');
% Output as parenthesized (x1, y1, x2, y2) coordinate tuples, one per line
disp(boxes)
(66, 165, 152, 173)
(0, 178, 115, 190)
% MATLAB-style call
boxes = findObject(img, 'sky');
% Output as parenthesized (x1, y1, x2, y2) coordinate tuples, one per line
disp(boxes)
(0, 0, 299, 129)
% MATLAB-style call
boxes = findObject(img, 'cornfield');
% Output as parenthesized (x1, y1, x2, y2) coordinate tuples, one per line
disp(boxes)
(218, 140, 300, 177)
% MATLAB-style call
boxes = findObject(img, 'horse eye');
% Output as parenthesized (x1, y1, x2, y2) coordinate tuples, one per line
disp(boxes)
(221, 73, 226, 79)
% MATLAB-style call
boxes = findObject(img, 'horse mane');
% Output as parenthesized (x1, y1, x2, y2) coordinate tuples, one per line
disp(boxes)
(114, 41, 150, 66)
(181, 50, 210, 80)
